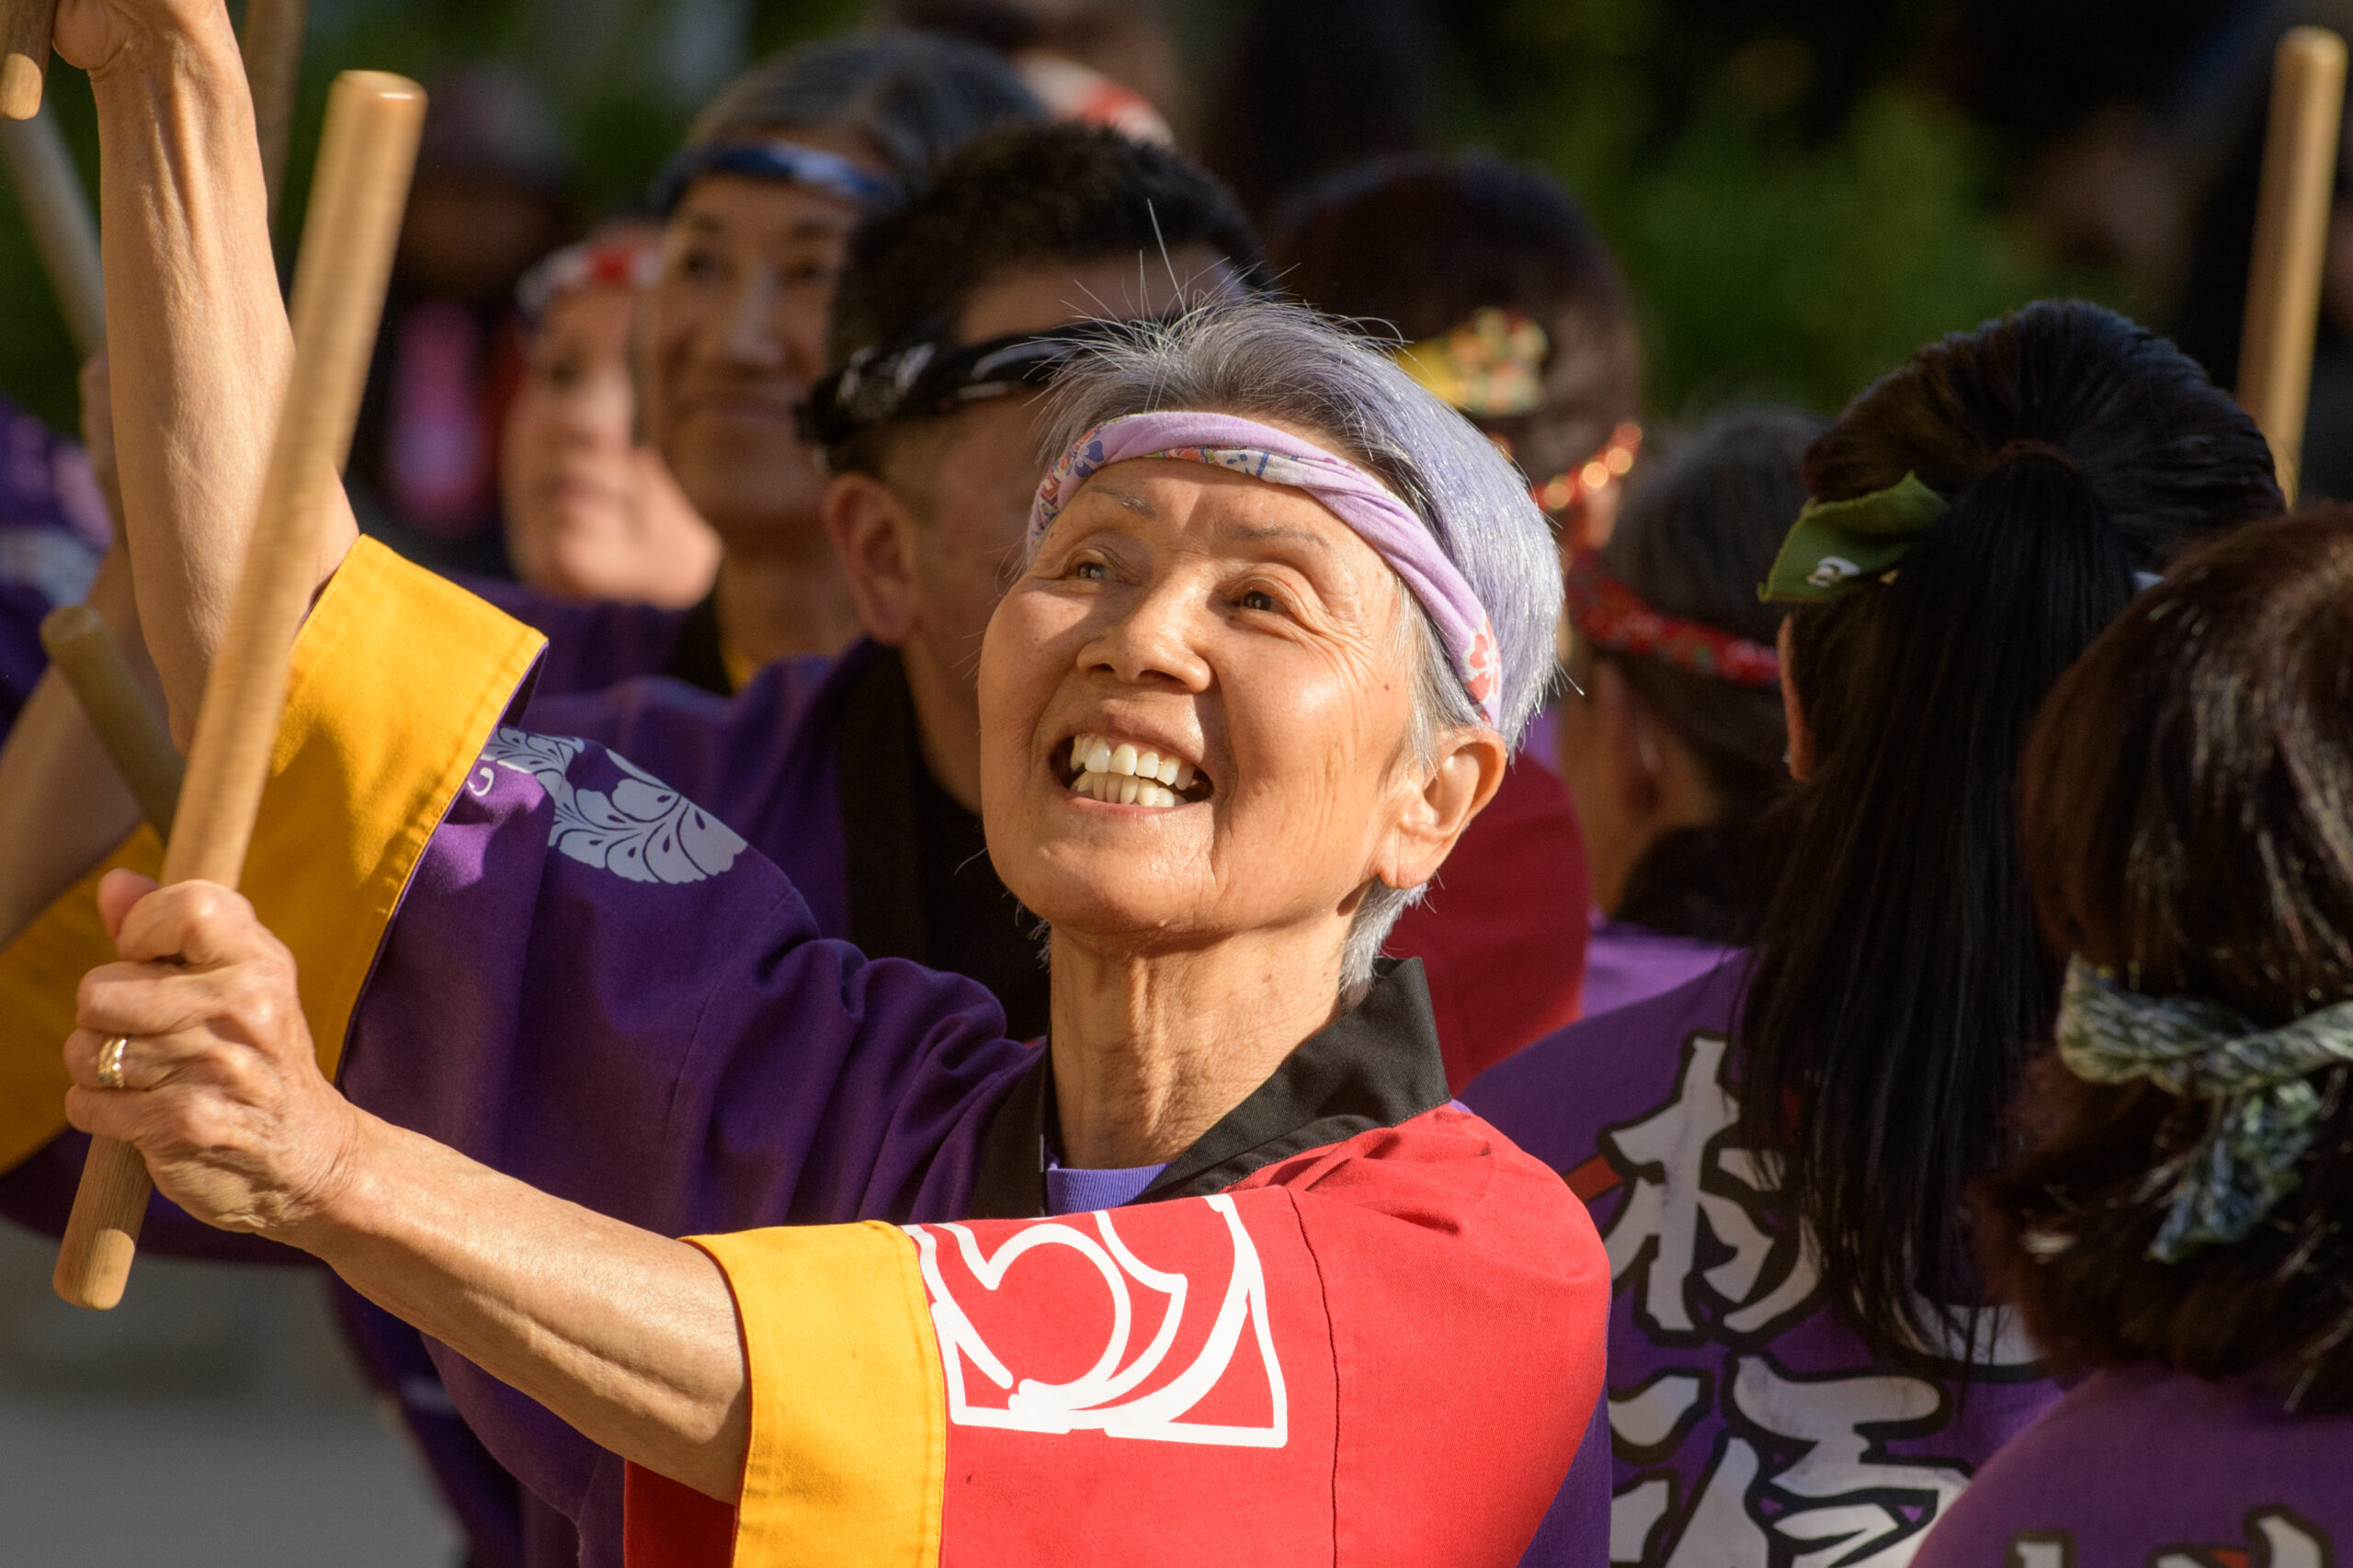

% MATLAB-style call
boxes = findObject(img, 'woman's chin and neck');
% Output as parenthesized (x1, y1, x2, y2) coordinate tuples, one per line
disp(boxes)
(1043, 918, 1353, 1170)
(705, 518, 867, 667)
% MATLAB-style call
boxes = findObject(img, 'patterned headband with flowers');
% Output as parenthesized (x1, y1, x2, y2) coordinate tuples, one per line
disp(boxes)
(1029, 411, 1504, 728)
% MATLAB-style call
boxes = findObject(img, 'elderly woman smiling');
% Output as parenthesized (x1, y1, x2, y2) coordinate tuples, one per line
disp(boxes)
(51, 299, 1606, 1567)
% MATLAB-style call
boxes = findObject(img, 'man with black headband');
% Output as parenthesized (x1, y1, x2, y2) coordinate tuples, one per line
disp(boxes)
(472, 33, 1040, 699)
(529, 119, 1264, 1040)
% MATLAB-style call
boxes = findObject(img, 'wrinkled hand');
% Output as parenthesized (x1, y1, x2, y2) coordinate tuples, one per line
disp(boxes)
(63, 868, 360, 1236)
(51, 0, 238, 85)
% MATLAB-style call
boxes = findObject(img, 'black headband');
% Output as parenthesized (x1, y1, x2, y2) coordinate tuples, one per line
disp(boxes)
(799, 318, 1145, 450)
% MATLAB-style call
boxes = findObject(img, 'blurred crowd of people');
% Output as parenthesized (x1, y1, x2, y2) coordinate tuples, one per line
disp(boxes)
(3, 1, 2353, 1564)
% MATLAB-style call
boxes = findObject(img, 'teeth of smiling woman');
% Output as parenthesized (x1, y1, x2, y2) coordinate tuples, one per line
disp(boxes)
(1066, 733, 1193, 805)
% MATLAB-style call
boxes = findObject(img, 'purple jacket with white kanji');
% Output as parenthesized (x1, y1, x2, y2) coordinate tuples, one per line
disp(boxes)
(1464, 961, 2060, 1566)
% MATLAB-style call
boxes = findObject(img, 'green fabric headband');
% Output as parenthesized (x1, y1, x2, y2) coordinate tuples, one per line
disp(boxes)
(2053, 959, 2353, 1262)
(1759, 472, 1949, 604)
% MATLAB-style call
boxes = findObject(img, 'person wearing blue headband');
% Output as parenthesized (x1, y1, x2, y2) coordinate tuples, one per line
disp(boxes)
(467, 33, 1041, 700)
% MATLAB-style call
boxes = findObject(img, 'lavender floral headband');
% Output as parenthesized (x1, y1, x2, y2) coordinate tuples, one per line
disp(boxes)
(1029, 412, 1503, 726)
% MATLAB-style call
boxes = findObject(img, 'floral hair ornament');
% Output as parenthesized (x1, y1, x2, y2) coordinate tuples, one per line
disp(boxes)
(1566, 551, 1779, 688)
(1759, 472, 1949, 604)
(1030, 412, 1503, 727)
(1392, 309, 1550, 419)
(2053, 959, 2353, 1262)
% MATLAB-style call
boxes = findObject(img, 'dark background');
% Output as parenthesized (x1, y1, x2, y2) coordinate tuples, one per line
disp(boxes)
(6, 0, 2347, 468)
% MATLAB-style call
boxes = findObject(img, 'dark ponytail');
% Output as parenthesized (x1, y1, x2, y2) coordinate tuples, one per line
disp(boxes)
(1736, 301, 2282, 1365)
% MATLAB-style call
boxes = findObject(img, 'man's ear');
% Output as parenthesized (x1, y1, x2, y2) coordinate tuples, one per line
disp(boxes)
(1374, 726, 1510, 894)
(823, 471, 922, 647)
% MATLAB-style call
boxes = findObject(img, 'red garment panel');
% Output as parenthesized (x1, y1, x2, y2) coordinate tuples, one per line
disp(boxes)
(934, 1108, 1606, 1567)
(1387, 760, 1590, 1090)
(926, 1188, 1337, 1566)
(1231, 1108, 1609, 1567)
(624, 1467, 733, 1568)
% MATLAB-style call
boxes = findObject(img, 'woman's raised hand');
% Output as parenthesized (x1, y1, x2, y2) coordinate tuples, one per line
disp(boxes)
(50, 0, 237, 84)
(63, 868, 360, 1236)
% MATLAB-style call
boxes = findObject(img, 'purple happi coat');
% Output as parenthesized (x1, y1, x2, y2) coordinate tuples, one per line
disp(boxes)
(344, 721, 1038, 1567)
(465, 576, 724, 700)
(1580, 918, 1737, 1021)
(1462, 962, 2060, 1566)
(1913, 1367, 2353, 1568)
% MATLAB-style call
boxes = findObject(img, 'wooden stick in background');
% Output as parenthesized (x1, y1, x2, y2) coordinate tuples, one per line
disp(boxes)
(53, 69, 426, 1312)
(2237, 26, 2348, 503)
(0, 0, 55, 121)
(0, 103, 102, 356)
(239, 0, 310, 224)
(40, 607, 180, 837)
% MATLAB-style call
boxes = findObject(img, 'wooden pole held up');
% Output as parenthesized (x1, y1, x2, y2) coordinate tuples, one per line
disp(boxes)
(2237, 27, 2348, 503)
(0, 104, 102, 357)
(0, 0, 55, 121)
(52, 70, 426, 1311)
(238, 0, 310, 224)
(40, 608, 180, 838)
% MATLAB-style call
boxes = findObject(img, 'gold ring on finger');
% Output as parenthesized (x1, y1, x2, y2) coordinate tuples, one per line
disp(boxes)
(96, 1035, 131, 1092)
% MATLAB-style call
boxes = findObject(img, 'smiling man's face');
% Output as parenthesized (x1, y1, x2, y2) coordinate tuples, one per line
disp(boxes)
(638, 135, 879, 548)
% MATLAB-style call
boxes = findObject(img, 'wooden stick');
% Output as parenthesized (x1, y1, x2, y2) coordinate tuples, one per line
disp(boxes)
(0, 0, 54, 121)
(40, 608, 181, 837)
(52, 69, 426, 1311)
(238, 0, 310, 225)
(2237, 27, 2348, 503)
(0, 104, 102, 357)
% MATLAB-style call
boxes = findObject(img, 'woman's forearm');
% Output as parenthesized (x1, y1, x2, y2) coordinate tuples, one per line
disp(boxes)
(284, 1109, 751, 1501)
(86, 16, 355, 735)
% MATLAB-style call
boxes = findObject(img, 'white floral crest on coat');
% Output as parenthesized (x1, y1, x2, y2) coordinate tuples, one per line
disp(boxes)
(476, 727, 745, 884)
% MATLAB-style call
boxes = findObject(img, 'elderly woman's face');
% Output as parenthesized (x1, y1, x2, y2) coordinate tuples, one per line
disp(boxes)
(978, 447, 1432, 949)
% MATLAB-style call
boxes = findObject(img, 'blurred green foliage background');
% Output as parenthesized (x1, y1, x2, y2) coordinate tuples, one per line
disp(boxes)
(0, 0, 2153, 437)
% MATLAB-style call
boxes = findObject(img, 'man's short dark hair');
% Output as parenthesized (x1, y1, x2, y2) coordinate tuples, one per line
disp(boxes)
(829, 121, 1267, 369)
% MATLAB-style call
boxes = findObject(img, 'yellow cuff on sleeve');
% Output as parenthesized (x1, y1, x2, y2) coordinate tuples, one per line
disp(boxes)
(0, 537, 544, 1174)
(0, 827, 162, 1170)
(692, 1221, 946, 1568)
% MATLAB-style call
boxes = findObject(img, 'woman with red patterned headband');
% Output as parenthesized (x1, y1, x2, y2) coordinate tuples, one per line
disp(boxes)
(501, 222, 722, 608)
(1555, 409, 1813, 1015)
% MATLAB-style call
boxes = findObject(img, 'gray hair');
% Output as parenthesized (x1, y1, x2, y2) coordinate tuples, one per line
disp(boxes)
(1036, 298, 1564, 992)
(688, 33, 1041, 182)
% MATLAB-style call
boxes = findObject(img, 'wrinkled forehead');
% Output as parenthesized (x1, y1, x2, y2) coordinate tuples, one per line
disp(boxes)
(1059, 458, 1403, 590)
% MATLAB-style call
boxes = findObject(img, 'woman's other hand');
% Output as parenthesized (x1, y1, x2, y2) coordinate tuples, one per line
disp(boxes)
(51, 0, 237, 83)
(63, 868, 360, 1236)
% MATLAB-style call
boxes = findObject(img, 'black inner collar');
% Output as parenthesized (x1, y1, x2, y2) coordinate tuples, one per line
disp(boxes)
(964, 958, 1453, 1219)
(832, 645, 1052, 1040)
(662, 589, 733, 698)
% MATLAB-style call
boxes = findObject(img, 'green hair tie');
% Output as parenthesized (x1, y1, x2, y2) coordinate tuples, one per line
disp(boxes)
(1759, 472, 1950, 604)
(2055, 960, 2353, 1262)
